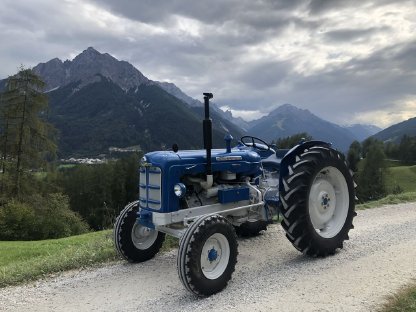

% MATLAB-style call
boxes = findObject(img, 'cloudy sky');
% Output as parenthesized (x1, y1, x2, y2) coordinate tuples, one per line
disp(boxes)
(1, 0, 415, 128)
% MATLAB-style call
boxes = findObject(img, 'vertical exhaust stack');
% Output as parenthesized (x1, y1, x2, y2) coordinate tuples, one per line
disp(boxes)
(202, 92, 213, 189)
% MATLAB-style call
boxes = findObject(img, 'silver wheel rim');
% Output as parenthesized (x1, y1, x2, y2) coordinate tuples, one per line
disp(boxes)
(131, 223, 158, 250)
(308, 166, 349, 238)
(200, 233, 230, 280)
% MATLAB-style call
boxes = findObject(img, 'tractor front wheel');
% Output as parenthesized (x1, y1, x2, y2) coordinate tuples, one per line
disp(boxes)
(177, 215, 238, 296)
(114, 201, 165, 262)
(280, 146, 356, 256)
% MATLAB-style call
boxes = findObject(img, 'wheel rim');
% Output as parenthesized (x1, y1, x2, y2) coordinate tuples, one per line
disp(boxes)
(200, 233, 230, 280)
(308, 166, 349, 238)
(131, 223, 158, 250)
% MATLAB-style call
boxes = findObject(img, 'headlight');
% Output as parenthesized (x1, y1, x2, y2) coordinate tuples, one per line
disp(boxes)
(174, 183, 186, 198)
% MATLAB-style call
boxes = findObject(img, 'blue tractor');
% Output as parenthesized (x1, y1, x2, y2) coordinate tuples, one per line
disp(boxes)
(114, 93, 356, 296)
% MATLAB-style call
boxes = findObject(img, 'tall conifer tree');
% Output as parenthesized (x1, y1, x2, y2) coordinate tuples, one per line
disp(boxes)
(0, 67, 57, 195)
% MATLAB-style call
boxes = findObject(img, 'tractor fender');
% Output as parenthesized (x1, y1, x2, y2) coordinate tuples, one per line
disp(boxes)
(278, 140, 331, 190)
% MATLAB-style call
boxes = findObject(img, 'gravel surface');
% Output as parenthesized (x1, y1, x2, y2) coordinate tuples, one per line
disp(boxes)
(1, 203, 415, 312)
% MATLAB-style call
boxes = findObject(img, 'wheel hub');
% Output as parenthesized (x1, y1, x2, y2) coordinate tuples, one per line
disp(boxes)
(131, 223, 158, 250)
(208, 248, 218, 262)
(136, 226, 151, 237)
(308, 166, 350, 238)
(200, 233, 230, 280)
(321, 192, 331, 210)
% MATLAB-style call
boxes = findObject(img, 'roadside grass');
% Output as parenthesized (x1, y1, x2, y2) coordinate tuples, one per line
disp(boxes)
(381, 282, 416, 312)
(0, 230, 178, 287)
(356, 163, 416, 209)
(356, 192, 416, 210)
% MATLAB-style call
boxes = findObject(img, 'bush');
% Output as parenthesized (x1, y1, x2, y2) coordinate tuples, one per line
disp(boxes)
(0, 193, 89, 240)
(391, 184, 404, 195)
(0, 200, 36, 240)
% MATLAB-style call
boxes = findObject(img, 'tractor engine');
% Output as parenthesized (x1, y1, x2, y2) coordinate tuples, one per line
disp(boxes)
(137, 93, 279, 234)
(138, 140, 278, 232)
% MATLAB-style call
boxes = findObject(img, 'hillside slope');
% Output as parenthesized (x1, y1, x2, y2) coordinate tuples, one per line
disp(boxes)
(372, 117, 416, 142)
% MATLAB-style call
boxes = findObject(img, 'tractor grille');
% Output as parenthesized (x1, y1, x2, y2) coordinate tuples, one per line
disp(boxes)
(139, 166, 162, 210)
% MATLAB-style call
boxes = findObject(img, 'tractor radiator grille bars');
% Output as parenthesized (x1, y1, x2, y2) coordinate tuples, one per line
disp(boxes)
(139, 166, 162, 210)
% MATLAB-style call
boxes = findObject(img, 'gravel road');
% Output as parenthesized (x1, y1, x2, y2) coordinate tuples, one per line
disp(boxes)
(1, 203, 415, 312)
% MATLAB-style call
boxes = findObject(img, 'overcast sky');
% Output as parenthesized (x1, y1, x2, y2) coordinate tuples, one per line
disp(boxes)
(1, 0, 415, 127)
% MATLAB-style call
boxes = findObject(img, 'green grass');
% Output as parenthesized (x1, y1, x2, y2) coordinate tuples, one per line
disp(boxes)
(57, 164, 76, 170)
(357, 192, 416, 210)
(0, 230, 178, 287)
(386, 165, 416, 193)
(381, 282, 416, 312)
(384, 160, 408, 167)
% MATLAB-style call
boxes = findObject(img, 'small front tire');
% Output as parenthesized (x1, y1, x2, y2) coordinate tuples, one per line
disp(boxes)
(114, 201, 165, 262)
(177, 215, 238, 296)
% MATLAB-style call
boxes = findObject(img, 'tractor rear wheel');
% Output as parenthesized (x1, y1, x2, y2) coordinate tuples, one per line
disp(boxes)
(114, 201, 165, 262)
(280, 146, 356, 256)
(177, 215, 238, 296)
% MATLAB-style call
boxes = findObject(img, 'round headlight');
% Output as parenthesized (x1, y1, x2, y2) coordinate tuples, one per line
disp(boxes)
(174, 183, 186, 198)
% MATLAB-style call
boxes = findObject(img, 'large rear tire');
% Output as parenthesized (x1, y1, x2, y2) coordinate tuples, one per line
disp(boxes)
(177, 215, 238, 296)
(114, 201, 165, 262)
(280, 146, 356, 256)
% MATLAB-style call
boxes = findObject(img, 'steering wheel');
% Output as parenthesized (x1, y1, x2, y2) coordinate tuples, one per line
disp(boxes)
(240, 136, 270, 151)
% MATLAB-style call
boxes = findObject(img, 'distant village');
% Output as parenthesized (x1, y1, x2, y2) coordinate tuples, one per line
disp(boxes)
(60, 146, 141, 165)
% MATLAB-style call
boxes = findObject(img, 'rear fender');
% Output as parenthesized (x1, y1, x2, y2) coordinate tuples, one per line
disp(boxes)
(278, 140, 331, 190)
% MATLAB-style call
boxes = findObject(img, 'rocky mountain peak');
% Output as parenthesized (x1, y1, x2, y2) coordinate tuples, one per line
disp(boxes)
(33, 47, 149, 91)
(272, 103, 308, 115)
(72, 47, 114, 64)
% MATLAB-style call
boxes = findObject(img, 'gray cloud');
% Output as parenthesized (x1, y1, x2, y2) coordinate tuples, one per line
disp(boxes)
(0, 0, 415, 127)
(89, 0, 306, 25)
(307, 0, 412, 15)
(323, 27, 391, 42)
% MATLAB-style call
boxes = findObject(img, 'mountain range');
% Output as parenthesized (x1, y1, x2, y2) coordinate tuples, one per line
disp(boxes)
(29, 47, 244, 156)
(0, 47, 400, 157)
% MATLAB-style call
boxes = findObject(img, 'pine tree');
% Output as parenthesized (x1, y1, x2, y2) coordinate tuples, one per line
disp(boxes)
(347, 140, 361, 172)
(275, 132, 313, 149)
(357, 142, 386, 201)
(0, 67, 57, 196)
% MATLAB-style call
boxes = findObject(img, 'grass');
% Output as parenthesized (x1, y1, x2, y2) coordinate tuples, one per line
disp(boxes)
(386, 165, 416, 193)
(381, 282, 416, 312)
(0, 230, 178, 287)
(357, 192, 416, 210)
(355, 163, 416, 209)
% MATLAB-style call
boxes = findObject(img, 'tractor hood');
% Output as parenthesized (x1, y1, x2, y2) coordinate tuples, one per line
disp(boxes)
(142, 148, 261, 175)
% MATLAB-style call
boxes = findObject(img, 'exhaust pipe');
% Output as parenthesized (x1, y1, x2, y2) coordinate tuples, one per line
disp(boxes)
(202, 92, 213, 189)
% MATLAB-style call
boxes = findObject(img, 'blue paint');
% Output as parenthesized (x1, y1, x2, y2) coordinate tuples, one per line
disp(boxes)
(218, 186, 250, 204)
(208, 248, 218, 262)
(224, 133, 233, 153)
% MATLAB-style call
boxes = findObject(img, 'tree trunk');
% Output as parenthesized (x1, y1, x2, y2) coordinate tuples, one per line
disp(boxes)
(15, 74, 29, 196)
